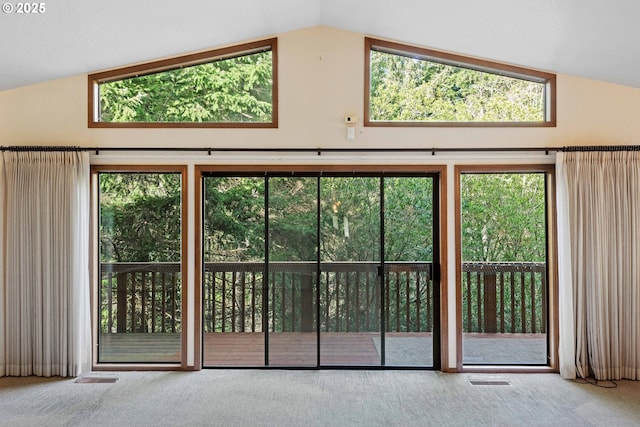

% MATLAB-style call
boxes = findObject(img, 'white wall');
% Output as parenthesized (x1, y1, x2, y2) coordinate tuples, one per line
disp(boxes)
(1, 25, 639, 371)
(2, 26, 640, 149)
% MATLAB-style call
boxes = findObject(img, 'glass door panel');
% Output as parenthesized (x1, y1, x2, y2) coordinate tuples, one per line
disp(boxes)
(200, 172, 440, 369)
(319, 177, 381, 366)
(384, 177, 435, 367)
(267, 177, 318, 366)
(202, 177, 266, 367)
(460, 172, 548, 365)
(98, 172, 182, 363)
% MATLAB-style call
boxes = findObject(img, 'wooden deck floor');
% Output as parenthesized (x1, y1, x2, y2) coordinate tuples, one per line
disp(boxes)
(99, 332, 547, 366)
(99, 333, 181, 363)
(204, 332, 382, 367)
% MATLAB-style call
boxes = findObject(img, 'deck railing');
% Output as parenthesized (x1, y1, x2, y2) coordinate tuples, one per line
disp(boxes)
(462, 262, 546, 334)
(100, 262, 182, 334)
(100, 261, 546, 335)
(202, 262, 434, 334)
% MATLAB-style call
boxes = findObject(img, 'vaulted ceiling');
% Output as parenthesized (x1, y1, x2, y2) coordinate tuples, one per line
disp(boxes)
(2, 0, 639, 92)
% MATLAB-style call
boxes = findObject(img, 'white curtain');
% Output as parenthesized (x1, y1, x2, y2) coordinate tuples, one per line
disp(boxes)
(557, 150, 640, 380)
(1, 150, 91, 377)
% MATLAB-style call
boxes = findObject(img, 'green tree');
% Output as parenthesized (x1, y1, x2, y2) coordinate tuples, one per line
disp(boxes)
(203, 177, 266, 262)
(100, 51, 273, 123)
(461, 173, 546, 262)
(202, 176, 436, 263)
(384, 177, 434, 261)
(100, 173, 181, 263)
(268, 177, 318, 261)
(369, 50, 544, 122)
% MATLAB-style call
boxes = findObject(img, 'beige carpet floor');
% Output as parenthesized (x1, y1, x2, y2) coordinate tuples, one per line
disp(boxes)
(1, 370, 639, 426)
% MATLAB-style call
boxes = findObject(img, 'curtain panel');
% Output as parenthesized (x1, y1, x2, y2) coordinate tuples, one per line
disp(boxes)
(557, 150, 640, 380)
(0, 150, 91, 377)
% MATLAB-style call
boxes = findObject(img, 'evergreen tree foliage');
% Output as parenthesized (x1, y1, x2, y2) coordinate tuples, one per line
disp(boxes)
(369, 50, 545, 122)
(99, 51, 273, 123)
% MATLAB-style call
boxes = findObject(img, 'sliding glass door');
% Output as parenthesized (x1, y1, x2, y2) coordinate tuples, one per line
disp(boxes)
(459, 170, 549, 366)
(268, 176, 318, 366)
(202, 177, 266, 366)
(202, 172, 439, 368)
(97, 169, 184, 364)
(319, 177, 381, 366)
(384, 177, 438, 367)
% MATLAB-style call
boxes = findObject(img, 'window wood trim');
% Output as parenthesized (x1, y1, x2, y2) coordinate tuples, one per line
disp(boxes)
(88, 39, 278, 128)
(364, 37, 556, 128)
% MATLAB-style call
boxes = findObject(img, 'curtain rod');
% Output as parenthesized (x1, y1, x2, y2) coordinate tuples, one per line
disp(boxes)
(47, 146, 560, 156)
(2, 146, 556, 155)
(5, 145, 560, 155)
(2, 145, 638, 154)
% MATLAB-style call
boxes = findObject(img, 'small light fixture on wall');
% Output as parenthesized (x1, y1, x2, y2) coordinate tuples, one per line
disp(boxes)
(344, 115, 357, 140)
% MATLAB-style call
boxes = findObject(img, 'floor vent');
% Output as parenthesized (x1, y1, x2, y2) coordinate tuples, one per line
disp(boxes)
(75, 376, 119, 384)
(468, 376, 511, 386)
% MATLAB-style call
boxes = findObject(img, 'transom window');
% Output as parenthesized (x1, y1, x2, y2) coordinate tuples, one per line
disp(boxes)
(365, 38, 556, 127)
(88, 39, 277, 128)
